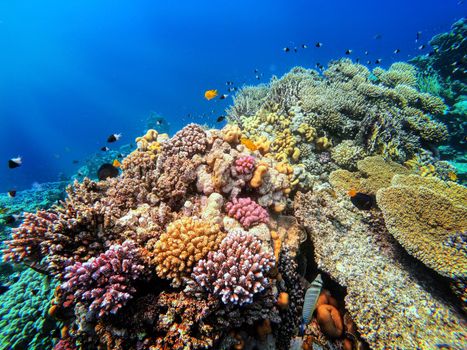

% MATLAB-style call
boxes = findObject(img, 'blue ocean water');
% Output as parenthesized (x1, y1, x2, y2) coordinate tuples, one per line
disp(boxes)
(0, 0, 464, 192)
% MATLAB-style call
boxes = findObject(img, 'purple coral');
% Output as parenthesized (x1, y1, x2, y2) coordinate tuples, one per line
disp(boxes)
(61, 240, 146, 317)
(234, 155, 255, 175)
(189, 231, 275, 306)
(225, 197, 269, 229)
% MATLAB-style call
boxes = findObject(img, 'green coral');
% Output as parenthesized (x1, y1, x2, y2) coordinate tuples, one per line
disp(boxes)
(0, 268, 59, 349)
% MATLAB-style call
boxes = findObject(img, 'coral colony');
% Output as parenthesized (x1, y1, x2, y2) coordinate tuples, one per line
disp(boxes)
(1, 20, 467, 350)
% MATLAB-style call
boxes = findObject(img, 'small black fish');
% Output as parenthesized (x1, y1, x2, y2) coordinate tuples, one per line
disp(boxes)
(375, 58, 382, 64)
(72, 160, 79, 164)
(374, 34, 382, 40)
(8, 157, 22, 169)
(394, 49, 401, 54)
(349, 190, 375, 210)
(226, 81, 234, 86)
(97, 163, 119, 181)
(293, 47, 298, 53)
(216, 115, 226, 123)
(5, 214, 21, 225)
(8, 190, 16, 198)
(345, 49, 352, 55)
(315, 42, 322, 48)
(0, 284, 8, 295)
(364, 50, 369, 55)
(283, 47, 290, 52)
(219, 94, 229, 100)
(301, 44, 307, 49)
(254, 69, 259, 73)
(117, 153, 124, 159)
(101, 146, 110, 152)
(356, 58, 360, 63)
(367, 60, 372, 65)
(418, 44, 426, 50)
(255, 75, 261, 80)
(107, 133, 122, 143)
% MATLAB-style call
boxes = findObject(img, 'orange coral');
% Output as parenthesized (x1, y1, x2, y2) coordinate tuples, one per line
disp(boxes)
(250, 162, 269, 188)
(149, 217, 225, 286)
(316, 304, 344, 338)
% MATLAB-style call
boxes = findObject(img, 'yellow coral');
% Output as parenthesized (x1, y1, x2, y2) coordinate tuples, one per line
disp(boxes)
(316, 136, 332, 151)
(297, 123, 317, 142)
(222, 124, 242, 144)
(377, 175, 467, 280)
(329, 155, 411, 195)
(150, 217, 225, 286)
(271, 129, 296, 161)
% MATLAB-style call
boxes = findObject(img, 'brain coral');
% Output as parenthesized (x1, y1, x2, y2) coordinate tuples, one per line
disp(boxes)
(188, 230, 275, 306)
(150, 217, 225, 286)
(163, 123, 208, 158)
(376, 174, 467, 280)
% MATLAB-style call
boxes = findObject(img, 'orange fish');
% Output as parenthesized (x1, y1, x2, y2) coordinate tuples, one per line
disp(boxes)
(204, 89, 218, 100)
(240, 137, 258, 151)
(347, 188, 357, 197)
(112, 159, 121, 168)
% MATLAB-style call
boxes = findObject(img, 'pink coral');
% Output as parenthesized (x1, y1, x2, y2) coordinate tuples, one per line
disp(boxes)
(188, 230, 275, 306)
(234, 155, 255, 175)
(225, 197, 269, 228)
(60, 240, 146, 317)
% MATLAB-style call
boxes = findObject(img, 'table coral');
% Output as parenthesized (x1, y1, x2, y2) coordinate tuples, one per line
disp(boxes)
(149, 216, 225, 286)
(376, 175, 467, 281)
(188, 230, 275, 306)
(225, 197, 269, 229)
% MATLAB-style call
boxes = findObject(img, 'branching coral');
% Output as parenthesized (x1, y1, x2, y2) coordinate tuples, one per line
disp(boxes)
(188, 230, 275, 306)
(61, 240, 147, 317)
(149, 217, 225, 286)
(229, 59, 449, 165)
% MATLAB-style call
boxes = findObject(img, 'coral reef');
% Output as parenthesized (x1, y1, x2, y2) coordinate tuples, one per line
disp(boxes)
(229, 60, 449, 171)
(2, 33, 466, 348)
(294, 190, 466, 349)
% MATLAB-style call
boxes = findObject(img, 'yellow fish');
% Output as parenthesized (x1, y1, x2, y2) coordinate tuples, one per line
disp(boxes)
(113, 159, 121, 168)
(240, 137, 258, 151)
(204, 89, 218, 100)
